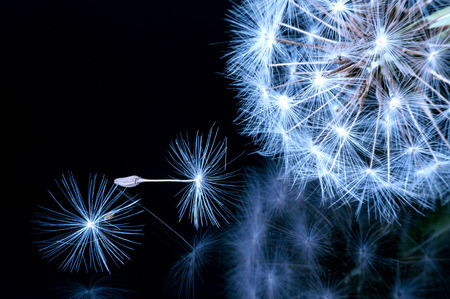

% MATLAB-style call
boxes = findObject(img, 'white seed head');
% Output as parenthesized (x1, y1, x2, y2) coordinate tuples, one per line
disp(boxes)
(86, 220, 95, 229)
(278, 95, 291, 110)
(227, 0, 450, 220)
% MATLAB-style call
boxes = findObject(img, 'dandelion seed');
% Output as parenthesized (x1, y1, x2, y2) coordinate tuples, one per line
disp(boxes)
(168, 230, 219, 299)
(115, 127, 237, 229)
(34, 173, 143, 273)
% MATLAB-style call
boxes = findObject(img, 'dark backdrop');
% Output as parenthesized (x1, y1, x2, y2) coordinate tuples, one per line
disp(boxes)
(3, 0, 257, 297)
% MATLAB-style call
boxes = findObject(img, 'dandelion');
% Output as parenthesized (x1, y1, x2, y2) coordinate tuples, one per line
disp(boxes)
(227, 0, 450, 220)
(168, 230, 219, 299)
(35, 173, 143, 273)
(114, 127, 237, 229)
(256, 250, 294, 299)
(224, 161, 450, 298)
(390, 264, 427, 299)
(289, 210, 333, 267)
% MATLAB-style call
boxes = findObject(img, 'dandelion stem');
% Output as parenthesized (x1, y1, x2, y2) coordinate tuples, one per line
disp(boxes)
(429, 70, 450, 86)
(279, 22, 338, 44)
(268, 61, 331, 67)
(270, 78, 309, 90)
(138, 178, 195, 184)
(369, 104, 382, 169)
(114, 175, 195, 188)
(275, 38, 324, 49)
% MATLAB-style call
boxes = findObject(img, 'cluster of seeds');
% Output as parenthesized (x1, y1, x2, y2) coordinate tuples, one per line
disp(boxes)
(227, 0, 450, 219)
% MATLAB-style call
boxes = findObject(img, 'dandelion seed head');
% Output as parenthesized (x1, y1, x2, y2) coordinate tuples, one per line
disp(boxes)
(277, 94, 291, 110)
(310, 144, 320, 155)
(313, 73, 327, 88)
(195, 174, 203, 189)
(331, 0, 348, 14)
(34, 173, 143, 272)
(227, 0, 450, 220)
(365, 168, 374, 175)
(225, 162, 450, 297)
(169, 230, 218, 298)
(429, 51, 438, 61)
(169, 127, 236, 229)
(375, 33, 388, 51)
(389, 96, 402, 109)
(334, 126, 348, 138)
(86, 220, 95, 229)
(259, 28, 276, 48)
(407, 147, 418, 154)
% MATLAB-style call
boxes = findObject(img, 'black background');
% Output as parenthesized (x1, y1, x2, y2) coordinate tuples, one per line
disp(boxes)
(3, 0, 257, 297)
